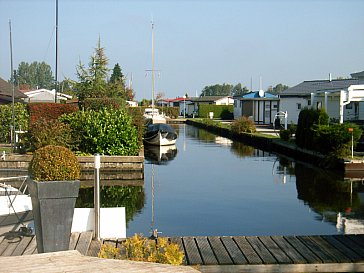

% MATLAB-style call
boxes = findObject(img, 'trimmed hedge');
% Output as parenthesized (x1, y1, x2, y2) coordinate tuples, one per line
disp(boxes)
(83, 98, 126, 111)
(198, 105, 233, 120)
(28, 103, 78, 125)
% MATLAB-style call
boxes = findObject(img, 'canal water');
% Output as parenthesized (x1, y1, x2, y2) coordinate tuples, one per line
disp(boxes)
(77, 124, 364, 237)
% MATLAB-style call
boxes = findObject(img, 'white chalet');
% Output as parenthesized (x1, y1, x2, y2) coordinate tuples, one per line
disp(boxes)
(279, 71, 364, 124)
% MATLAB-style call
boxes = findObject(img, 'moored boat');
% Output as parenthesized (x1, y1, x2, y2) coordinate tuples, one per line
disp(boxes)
(144, 123, 178, 146)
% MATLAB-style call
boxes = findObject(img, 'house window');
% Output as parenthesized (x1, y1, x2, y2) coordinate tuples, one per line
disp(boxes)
(346, 103, 353, 109)
(234, 101, 237, 107)
(307, 100, 311, 106)
(297, 103, 301, 110)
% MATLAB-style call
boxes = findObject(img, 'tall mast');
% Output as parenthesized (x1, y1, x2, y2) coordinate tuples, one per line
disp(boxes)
(151, 20, 155, 109)
(9, 20, 15, 151)
(54, 0, 58, 103)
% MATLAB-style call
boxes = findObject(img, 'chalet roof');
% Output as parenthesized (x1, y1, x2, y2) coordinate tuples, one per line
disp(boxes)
(237, 91, 278, 100)
(280, 79, 359, 96)
(0, 77, 27, 100)
(190, 96, 231, 103)
(351, 70, 364, 79)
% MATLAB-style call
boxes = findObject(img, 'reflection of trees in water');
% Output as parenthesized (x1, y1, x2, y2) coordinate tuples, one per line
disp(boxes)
(76, 186, 145, 224)
(230, 141, 255, 158)
(295, 163, 360, 215)
(187, 127, 216, 142)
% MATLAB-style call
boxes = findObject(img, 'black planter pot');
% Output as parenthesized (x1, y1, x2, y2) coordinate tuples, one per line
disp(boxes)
(27, 178, 80, 253)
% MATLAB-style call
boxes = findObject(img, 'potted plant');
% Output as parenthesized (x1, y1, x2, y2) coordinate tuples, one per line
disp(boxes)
(27, 145, 81, 253)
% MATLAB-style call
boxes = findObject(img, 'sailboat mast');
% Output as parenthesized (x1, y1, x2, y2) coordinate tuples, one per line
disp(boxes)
(151, 21, 155, 110)
(54, 0, 58, 103)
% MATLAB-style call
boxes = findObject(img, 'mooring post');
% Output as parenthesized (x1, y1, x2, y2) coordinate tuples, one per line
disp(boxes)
(94, 153, 101, 240)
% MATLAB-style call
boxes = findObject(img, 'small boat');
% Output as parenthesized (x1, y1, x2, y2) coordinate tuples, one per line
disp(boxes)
(143, 108, 166, 124)
(144, 123, 178, 146)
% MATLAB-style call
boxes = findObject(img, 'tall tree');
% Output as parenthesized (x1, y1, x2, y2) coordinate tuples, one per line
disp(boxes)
(14, 61, 54, 89)
(231, 83, 249, 96)
(271, 83, 289, 94)
(200, 83, 233, 97)
(75, 38, 110, 103)
(110, 63, 124, 84)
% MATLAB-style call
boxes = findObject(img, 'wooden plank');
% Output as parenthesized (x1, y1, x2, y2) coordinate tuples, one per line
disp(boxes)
(283, 236, 321, 263)
(183, 237, 203, 265)
(198, 262, 364, 273)
(322, 235, 363, 262)
(86, 239, 101, 257)
(334, 235, 364, 257)
(308, 236, 351, 263)
(347, 234, 364, 248)
(0, 250, 201, 273)
(69, 232, 80, 250)
(75, 231, 93, 255)
(195, 237, 218, 265)
(1, 237, 21, 256)
(0, 235, 9, 256)
(259, 236, 291, 264)
(170, 237, 187, 265)
(234, 236, 263, 264)
(22, 236, 37, 255)
(208, 237, 232, 265)
(221, 236, 247, 264)
(246, 236, 277, 264)
(11, 236, 33, 256)
(271, 236, 306, 264)
(298, 236, 335, 263)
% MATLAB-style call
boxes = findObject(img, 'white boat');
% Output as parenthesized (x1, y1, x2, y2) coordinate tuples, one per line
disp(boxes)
(143, 108, 166, 124)
(144, 123, 178, 146)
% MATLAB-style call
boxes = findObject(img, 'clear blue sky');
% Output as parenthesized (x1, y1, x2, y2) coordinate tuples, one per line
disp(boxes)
(1, 0, 363, 100)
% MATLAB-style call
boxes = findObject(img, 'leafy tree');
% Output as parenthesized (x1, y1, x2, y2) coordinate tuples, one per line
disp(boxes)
(270, 83, 289, 94)
(231, 83, 249, 96)
(200, 83, 233, 96)
(14, 61, 54, 89)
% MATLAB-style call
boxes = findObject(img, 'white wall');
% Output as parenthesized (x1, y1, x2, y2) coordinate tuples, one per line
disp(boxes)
(279, 97, 308, 124)
(216, 97, 234, 105)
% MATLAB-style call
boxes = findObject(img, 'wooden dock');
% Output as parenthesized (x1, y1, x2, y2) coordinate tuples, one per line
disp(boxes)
(1, 232, 364, 272)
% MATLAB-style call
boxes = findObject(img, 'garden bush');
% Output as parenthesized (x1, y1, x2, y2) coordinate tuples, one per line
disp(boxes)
(312, 123, 362, 157)
(60, 107, 140, 156)
(28, 103, 78, 125)
(295, 108, 329, 149)
(83, 98, 125, 111)
(25, 118, 74, 151)
(231, 116, 256, 134)
(29, 145, 80, 181)
(0, 103, 29, 143)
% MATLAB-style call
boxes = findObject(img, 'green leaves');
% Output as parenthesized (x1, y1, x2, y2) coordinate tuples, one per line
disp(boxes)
(60, 107, 141, 156)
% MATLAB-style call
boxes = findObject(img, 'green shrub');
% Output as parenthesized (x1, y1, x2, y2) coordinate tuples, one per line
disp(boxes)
(279, 129, 290, 141)
(296, 108, 329, 149)
(0, 103, 29, 143)
(312, 123, 362, 157)
(29, 145, 80, 181)
(25, 118, 74, 151)
(231, 116, 256, 134)
(198, 104, 233, 119)
(60, 107, 140, 156)
(83, 98, 125, 111)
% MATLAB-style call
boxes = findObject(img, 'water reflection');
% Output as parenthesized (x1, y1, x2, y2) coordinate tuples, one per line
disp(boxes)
(127, 125, 364, 236)
(144, 145, 178, 165)
(76, 185, 145, 225)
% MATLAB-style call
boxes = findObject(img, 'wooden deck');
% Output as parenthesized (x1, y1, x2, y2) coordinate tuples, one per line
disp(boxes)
(1, 232, 364, 272)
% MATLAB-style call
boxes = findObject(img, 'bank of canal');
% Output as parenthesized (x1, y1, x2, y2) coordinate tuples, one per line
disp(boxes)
(126, 124, 364, 237)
